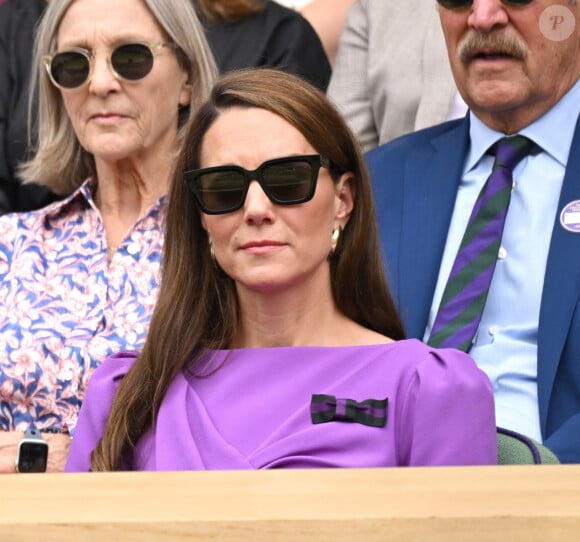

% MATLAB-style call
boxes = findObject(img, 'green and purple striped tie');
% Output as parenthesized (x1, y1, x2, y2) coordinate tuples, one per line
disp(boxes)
(427, 135, 534, 352)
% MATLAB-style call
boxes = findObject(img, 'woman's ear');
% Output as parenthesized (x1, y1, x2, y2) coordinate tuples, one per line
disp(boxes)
(178, 61, 192, 107)
(334, 172, 355, 227)
(179, 81, 193, 108)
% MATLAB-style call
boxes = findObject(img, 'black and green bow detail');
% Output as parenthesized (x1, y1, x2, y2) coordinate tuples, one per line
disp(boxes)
(310, 394, 388, 428)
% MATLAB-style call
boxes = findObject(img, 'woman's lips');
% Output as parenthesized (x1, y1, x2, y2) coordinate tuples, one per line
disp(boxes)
(240, 241, 287, 254)
(90, 113, 125, 124)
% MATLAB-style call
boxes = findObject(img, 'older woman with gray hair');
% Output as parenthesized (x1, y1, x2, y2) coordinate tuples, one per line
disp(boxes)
(0, 0, 216, 473)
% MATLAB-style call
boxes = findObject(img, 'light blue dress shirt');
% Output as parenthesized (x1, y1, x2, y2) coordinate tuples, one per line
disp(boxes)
(424, 79, 580, 441)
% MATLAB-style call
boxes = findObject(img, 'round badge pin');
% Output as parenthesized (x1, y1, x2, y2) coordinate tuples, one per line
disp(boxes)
(560, 200, 580, 233)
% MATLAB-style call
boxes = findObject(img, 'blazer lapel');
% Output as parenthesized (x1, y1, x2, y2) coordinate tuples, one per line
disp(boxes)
(398, 119, 470, 338)
(537, 117, 580, 432)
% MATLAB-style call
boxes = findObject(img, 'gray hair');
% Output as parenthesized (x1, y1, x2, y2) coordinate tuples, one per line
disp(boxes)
(19, 0, 217, 194)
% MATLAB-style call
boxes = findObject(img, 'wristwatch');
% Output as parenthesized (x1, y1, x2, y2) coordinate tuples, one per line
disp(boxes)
(15, 429, 49, 473)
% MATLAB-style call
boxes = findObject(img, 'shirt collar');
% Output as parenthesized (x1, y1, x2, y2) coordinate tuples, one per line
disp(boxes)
(43, 177, 167, 219)
(42, 177, 96, 219)
(465, 77, 580, 172)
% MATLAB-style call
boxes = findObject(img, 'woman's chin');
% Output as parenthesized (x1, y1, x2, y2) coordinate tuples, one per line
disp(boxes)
(83, 135, 141, 164)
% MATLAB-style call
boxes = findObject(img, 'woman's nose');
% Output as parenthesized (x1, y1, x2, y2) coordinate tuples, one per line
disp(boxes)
(88, 54, 121, 95)
(243, 180, 275, 224)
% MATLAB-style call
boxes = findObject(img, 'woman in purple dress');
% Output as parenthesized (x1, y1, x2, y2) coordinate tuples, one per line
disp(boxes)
(66, 69, 497, 472)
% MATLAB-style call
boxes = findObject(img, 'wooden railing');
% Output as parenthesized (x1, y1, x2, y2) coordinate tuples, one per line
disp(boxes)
(1, 466, 579, 541)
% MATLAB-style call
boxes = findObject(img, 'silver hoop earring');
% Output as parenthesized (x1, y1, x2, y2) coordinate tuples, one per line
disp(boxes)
(329, 225, 343, 256)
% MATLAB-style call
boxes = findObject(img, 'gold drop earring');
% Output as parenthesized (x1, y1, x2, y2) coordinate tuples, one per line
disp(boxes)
(329, 225, 343, 256)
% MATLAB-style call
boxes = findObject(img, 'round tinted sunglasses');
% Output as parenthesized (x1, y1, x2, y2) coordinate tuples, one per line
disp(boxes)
(437, 0, 532, 8)
(185, 155, 330, 215)
(43, 42, 175, 89)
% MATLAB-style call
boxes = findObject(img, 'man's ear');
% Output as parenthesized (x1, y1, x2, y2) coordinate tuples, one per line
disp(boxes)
(334, 172, 355, 227)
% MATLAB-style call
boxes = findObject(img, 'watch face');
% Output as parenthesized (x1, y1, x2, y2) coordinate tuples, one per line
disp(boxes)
(18, 442, 49, 473)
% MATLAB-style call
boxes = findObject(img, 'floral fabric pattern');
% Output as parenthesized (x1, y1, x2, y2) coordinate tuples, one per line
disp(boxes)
(0, 178, 164, 431)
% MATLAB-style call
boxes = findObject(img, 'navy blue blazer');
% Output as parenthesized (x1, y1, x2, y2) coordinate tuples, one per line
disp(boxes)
(367, 116, 580, 463)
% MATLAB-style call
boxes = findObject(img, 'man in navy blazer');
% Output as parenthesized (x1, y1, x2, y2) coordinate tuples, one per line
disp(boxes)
(368, 0, 580, 462)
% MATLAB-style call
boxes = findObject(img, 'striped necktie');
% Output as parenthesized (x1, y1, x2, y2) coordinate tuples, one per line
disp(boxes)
(427, 135, 535, 352)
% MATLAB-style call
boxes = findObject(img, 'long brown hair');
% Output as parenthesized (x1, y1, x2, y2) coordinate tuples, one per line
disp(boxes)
(193, 0, 266, 23)
(91, 68, 405, 471)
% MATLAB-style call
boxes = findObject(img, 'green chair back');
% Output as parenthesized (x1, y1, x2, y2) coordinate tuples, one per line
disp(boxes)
(497, 427, 560, 465)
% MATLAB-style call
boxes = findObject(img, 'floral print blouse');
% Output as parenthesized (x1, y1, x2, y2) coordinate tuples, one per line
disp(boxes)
(0, 178, 165, 431)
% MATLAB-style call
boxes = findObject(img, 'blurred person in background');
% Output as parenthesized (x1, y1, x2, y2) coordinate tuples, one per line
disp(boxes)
(300, 0, 355, 66)
(195, 0, 331, 90)
(328, 0, 463, 152)
(0, 0, 58, 214)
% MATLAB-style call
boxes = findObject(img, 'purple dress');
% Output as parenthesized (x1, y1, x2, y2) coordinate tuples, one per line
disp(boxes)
(66, 339, 497, 471)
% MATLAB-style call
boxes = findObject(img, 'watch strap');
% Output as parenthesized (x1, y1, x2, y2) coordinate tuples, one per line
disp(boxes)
(24, 428, 45, 440)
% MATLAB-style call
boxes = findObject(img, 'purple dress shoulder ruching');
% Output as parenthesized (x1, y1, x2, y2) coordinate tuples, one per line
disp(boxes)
(66, 339, 497, 471)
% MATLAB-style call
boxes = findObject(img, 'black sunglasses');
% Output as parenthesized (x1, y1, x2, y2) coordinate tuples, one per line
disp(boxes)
(185, 155, 330, 215)
(437, 0, 532, 8)
(43, 42, 175, 89)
